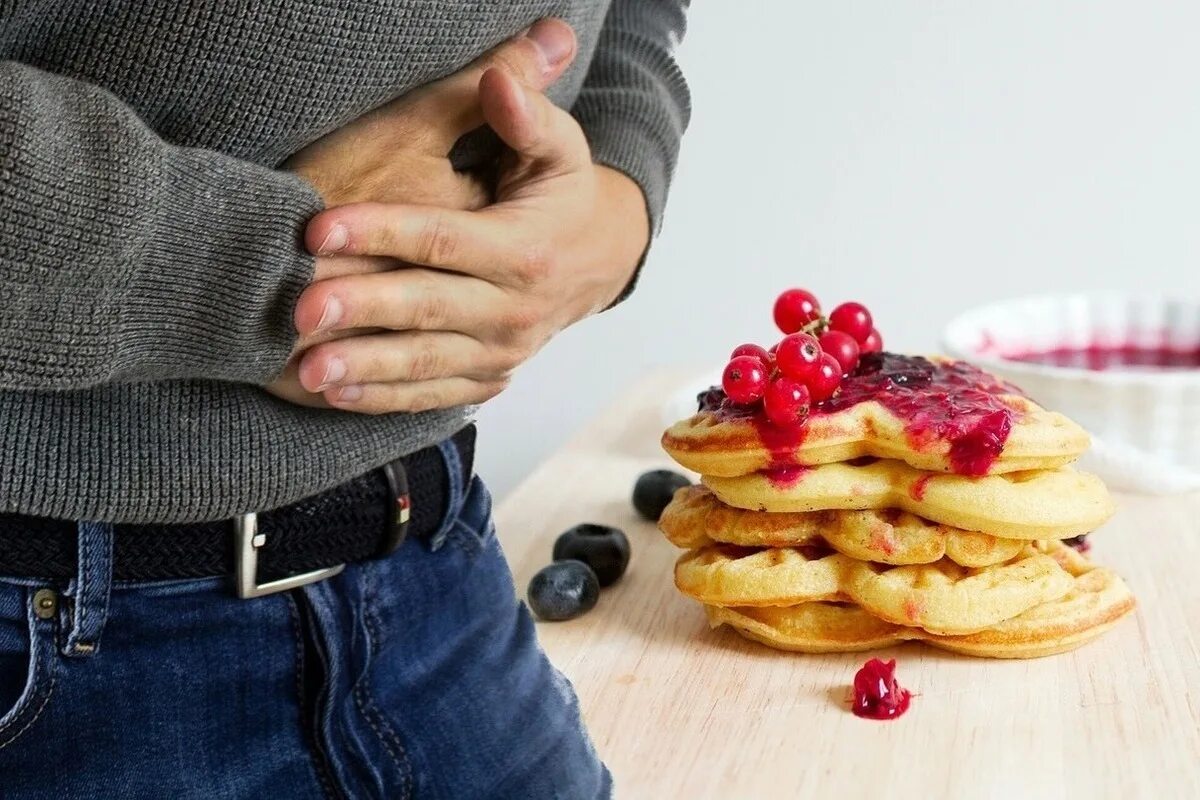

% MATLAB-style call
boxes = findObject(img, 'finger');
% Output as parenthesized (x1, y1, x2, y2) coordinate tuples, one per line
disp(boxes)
(309, 254, 402, 281)
(294, 324, 386, 355)
(293, 266, 509, 337)
(408, 18, 578, 151)
(305, 166, 489, 257)
(296, 330, 514, 392)
(305, 203, 526, 286)
(478, 67, 590, 170)
(325, 376, 510, 415)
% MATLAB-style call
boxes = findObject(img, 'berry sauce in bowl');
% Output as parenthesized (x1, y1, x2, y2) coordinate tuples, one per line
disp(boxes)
(942, 294, 1200, 492)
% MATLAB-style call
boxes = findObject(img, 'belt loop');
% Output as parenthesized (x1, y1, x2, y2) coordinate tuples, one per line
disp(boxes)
(63, 520, 115, 658)
(427, 438, 466, 552)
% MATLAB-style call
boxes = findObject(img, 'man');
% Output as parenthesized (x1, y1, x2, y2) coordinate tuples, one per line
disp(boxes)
(0, 2, 689, 798)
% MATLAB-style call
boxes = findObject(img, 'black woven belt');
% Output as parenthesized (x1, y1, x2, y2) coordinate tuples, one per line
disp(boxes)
(0, 425, 476, 594)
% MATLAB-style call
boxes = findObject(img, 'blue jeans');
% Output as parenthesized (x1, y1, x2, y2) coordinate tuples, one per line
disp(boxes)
(0, 441, 611, 799)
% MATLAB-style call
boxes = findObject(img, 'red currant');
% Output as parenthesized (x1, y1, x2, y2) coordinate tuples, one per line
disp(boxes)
(808, 353, 842, 402)
(722, 356, 769, 405)
(773, 289, 821, 334)
(828, 302, 873, 343)
(861, 328, 883, 354)
(819, 330, 860, 374)
(762, 376, 811, 427)
(775, 332, 822, 382)
(730, 343, 771, 366)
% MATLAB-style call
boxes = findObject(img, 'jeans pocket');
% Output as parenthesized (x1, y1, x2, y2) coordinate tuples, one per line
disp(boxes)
(445, 476, 497, 554)
(0, 588, 58, 751)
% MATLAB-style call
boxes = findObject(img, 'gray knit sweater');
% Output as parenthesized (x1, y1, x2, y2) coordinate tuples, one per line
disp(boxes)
(0, 1, 690, 523)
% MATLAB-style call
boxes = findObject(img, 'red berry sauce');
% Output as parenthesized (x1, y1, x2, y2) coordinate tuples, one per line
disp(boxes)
(851, 658, 912, 721)
(763, 464, 810, 488)
(1005, 344, 1200, 371)
(700, 353, 1025, 476)
(910, 474, 934, 501)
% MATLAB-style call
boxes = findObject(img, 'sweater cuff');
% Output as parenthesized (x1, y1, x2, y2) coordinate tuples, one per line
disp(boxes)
(118, 147, 324, 385)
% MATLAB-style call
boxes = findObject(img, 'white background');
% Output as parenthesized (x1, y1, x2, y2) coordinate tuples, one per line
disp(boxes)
(476, 0, 1200, 499)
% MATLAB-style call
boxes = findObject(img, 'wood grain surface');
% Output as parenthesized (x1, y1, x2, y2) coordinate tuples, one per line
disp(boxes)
(493, 372, 1200, 800)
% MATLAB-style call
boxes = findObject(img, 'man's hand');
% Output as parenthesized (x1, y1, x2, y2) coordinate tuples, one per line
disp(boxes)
(285, 18, 577, 211)
(289, 67, 650, 414)
(265, 19, 580, 409)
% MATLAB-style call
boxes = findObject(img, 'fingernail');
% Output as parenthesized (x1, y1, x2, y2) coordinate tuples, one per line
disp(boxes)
(336, 385, 363, 403)
(317, 224, 348, 254)
(526, 20, 573, 68)
(314, 295, 343, 333)
(315, 357, 347, 390)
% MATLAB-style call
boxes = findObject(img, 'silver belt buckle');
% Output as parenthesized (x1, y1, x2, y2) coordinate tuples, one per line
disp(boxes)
(234, 512, 345, 599)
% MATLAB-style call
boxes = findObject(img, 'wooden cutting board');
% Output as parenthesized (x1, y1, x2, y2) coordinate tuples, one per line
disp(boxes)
(493, 372, 1200, 800)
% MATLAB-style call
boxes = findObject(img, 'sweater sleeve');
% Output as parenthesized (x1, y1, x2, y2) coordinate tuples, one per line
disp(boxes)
(0, 61, 323, 391)
(571, 0, 692, 305)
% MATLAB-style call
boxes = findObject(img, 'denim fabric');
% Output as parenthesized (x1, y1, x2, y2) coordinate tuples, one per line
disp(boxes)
(0, 452, 610, 799)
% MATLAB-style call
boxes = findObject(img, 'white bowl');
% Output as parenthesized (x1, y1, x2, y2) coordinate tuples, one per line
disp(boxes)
(942, 294, 1200, 493)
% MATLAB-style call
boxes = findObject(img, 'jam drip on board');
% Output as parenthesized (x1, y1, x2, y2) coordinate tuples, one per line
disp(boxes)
(851, 658, 912, 720)
(699, 353, 1025, 476)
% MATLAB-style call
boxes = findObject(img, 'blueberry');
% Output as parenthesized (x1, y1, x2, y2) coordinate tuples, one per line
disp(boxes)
(552, 524, 630, 587)
(632, 469, 692, 521)
(527, 561, 600, 621)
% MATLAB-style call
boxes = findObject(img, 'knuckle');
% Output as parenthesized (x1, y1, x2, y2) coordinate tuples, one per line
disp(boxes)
(405, 339, 444, 381)
(497, 305, 542, 337)
(511, 241, 554, 288)
(415, 212, 458, 267)
(410, 292, 451, 329)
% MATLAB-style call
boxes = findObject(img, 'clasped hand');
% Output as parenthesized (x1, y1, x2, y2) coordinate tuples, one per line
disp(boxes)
(267, 19, 649, 414)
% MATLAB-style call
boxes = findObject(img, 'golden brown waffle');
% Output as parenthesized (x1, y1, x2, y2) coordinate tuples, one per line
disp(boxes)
(662, 390, 1088, 478)
(702, 460, 1114, 540)
(704, 543, 1134, 658)
(675, 544, 1075, 635)
(659, 485, 1026, 566)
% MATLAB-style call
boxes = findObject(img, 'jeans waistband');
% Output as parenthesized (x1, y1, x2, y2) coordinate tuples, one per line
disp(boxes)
(0, 427, 478, 657)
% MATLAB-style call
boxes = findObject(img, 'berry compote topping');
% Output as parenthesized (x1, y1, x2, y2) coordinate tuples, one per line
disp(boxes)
(826, 353, 1024, 475)
(851, 658, 912, 721)
(764, 464, 810, 488)
(701, 352, 1025, 476)
(910, 474, 934, 501)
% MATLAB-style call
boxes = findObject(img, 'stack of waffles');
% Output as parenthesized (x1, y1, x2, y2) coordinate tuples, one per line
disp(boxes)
(658, 353, 1135, 658)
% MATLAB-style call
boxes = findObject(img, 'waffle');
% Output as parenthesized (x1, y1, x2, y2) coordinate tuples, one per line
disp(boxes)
(675, 543, 1075, 635)
(658, 351, 1134, 660)
(704, 542, 1135, 658)
(662, 389, 1087, 478)
(702, 460, 1114, 540)
(659, 485, 1026, 566)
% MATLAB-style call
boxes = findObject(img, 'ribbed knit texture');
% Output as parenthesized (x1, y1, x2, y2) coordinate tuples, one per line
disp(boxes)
(0, 0, 690, 523)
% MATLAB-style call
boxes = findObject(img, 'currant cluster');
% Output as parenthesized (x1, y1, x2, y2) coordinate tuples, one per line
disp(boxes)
(721, 288, 884, 427)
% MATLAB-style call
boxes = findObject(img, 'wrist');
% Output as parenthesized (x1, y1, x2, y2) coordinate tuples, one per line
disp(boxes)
(592, 163, 651, 304)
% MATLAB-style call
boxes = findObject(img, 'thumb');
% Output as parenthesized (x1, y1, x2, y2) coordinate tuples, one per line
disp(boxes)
(478, 67, 589, 170)
(403, 18, 578, 153)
